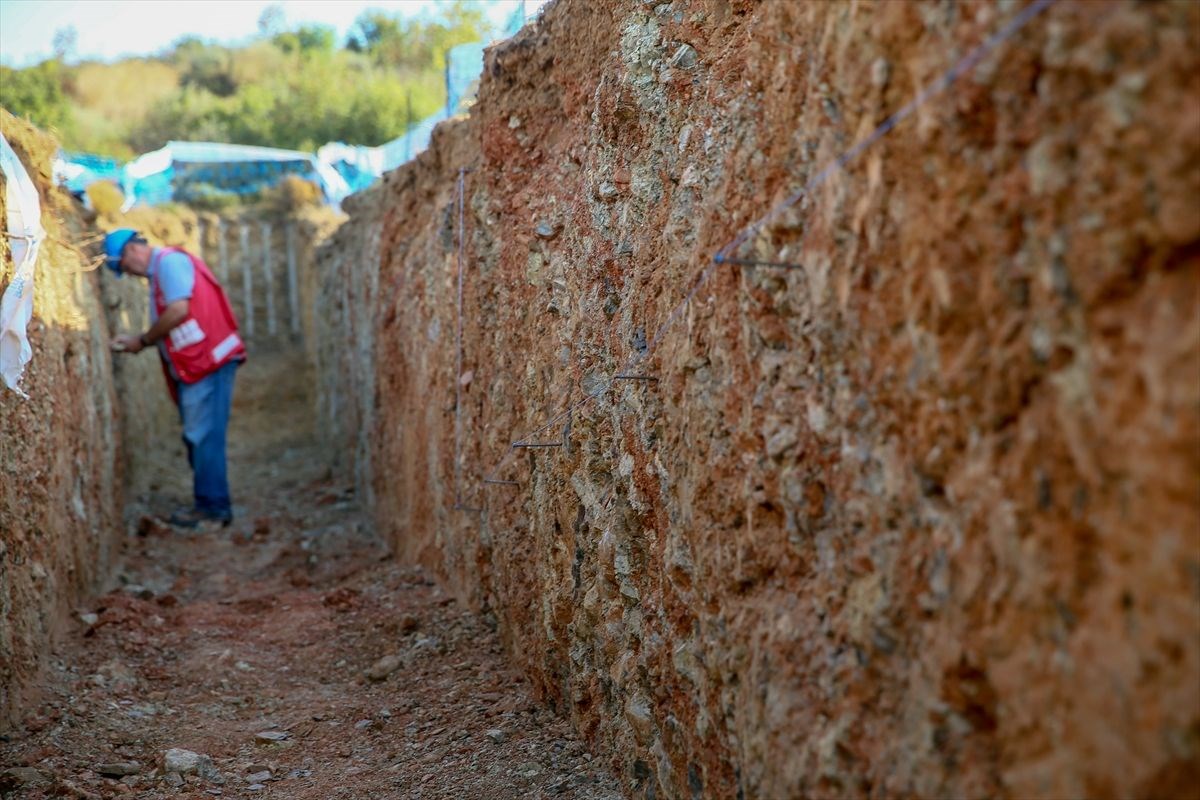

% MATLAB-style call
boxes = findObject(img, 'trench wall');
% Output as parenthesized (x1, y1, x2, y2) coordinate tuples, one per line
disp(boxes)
(0, 112, 125, 728)
(317, 2, 1199, 797)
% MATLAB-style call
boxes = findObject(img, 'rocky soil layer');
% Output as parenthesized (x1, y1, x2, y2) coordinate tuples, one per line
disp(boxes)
(1, 354, 620, 800)
(316, 1, 1200, 797)
(1, 112, 125, 728)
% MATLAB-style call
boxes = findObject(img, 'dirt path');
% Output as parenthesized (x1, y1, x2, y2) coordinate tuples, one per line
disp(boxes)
(1, 354, 620, 800)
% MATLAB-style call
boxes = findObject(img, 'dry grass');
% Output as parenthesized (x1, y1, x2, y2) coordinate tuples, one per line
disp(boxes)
(66, 61, 180, 157)
(265, 175, 325, 213)
(85, 180, 125, 216)
(106, 205, 201, 253)
(1, 109, 93, 331)
(71, 60, 180, 125)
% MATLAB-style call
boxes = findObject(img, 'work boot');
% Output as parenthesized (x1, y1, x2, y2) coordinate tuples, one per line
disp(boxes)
(168, 507, 233, 529)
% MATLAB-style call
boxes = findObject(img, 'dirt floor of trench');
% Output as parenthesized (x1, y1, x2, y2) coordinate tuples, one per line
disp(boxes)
(0, 352, 621, 800)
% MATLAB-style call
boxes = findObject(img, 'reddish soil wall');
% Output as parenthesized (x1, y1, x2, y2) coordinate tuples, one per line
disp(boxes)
(0, 113, 125, 728)
(316, 2, 1200, 797)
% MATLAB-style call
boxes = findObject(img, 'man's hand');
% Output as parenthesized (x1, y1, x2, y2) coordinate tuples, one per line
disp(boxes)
(111, 334, 145, 354)
(110, 301, 188, 355)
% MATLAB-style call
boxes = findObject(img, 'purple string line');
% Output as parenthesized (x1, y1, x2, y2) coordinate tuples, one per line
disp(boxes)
(482, 0, 1058, 483)
(454, 168, 467, 507)
(716, 0, 1058, 262)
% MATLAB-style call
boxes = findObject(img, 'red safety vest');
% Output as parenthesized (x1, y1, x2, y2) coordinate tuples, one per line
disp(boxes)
(150, 247, 246, 393)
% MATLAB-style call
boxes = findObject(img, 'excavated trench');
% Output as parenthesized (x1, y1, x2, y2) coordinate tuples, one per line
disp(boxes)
(1, 115, 622, 799)
(3, 349, 622, 799)
(3, 1, 1200, 799)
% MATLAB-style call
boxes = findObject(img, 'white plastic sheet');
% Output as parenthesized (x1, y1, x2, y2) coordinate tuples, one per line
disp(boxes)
(0, 132, 46, 398)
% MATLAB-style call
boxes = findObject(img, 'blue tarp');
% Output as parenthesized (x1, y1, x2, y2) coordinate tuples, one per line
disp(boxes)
(113, 141, 351, 208)
(54, 151, 123, 195)
(446, 42, 485, 116)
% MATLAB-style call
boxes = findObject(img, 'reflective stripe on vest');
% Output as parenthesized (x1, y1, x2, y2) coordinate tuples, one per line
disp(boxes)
(151, 247, 246, 385)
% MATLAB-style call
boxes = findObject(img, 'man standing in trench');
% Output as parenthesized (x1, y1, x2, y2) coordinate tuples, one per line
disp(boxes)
(104, 229, 246, 529)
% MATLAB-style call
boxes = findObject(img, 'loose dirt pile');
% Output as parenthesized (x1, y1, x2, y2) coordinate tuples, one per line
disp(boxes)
(1, 353, 620, 799)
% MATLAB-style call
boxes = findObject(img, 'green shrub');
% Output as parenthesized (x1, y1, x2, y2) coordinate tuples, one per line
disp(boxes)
(0, 60, 74, 136)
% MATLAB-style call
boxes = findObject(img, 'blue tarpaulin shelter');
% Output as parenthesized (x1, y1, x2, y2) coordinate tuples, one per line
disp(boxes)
(120, 141, 350, 208)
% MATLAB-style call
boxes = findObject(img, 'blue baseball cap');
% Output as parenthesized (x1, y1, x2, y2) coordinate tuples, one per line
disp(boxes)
(103, 228, 138, 276)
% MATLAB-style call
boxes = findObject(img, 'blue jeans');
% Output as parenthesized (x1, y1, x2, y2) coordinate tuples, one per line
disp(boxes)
(177, 360, 239, 517)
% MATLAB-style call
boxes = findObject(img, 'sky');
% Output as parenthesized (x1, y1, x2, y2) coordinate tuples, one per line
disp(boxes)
(0, 0, 546, 68)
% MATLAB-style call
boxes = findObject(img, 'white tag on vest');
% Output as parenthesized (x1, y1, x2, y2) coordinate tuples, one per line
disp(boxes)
(211, 332, 242, 362)
(169, 319, 205, 350)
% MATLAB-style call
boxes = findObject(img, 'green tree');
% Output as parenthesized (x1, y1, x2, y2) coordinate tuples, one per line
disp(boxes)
(257, 4, 286, 38)
(168, 38, 238, 97)
(52, 26, 78, 62)
(128, 86, 229, 152)
(273, 24, 336, 56)
(346, 2, 491, 70)
(0, 60, 75, 136)
(345, 12, 398, 54)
